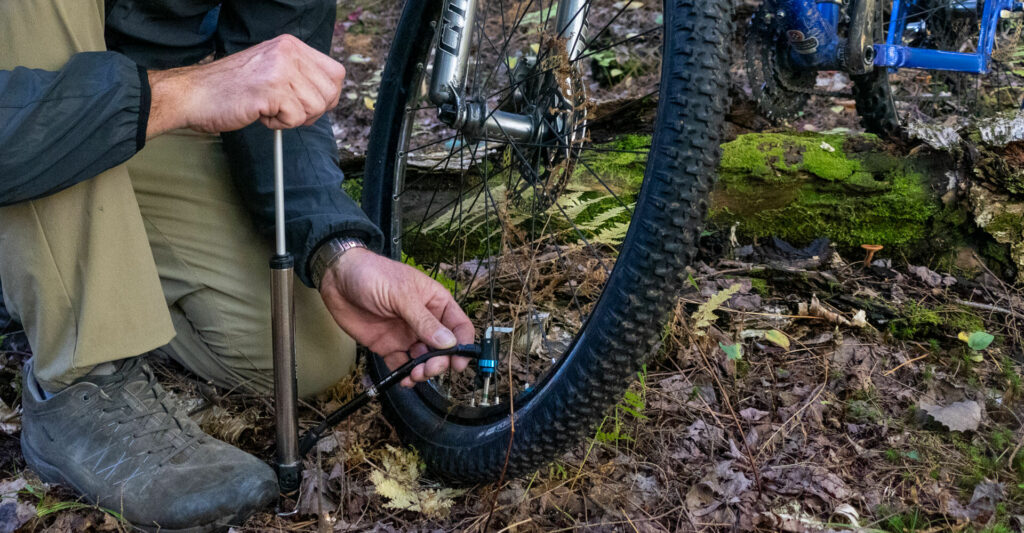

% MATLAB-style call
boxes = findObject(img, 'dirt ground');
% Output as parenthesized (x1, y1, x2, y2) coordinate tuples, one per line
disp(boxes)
(2, 1, 1024, 532)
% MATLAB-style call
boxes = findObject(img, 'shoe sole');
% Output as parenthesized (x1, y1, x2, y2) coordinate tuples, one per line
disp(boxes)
(21, 438, 264, 533)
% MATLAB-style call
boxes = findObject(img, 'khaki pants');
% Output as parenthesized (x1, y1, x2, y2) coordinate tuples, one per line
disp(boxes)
(0, 0, 355, 397)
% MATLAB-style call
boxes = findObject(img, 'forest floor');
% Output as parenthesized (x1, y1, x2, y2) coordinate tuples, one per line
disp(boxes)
(2, 1, 1024, 532)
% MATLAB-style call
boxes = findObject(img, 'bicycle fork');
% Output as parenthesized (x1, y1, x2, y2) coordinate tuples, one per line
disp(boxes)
(428, 0, 589, 142)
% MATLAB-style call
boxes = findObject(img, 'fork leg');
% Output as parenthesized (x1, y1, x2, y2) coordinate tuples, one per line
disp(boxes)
(428, 0, 479, 106)
(555, 0, 590, 61)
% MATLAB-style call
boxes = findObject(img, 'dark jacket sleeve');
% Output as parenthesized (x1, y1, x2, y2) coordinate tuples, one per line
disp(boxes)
(221, 118, 384, 286)
(0, 52, 148, 207)
(217, 0, 383, 287)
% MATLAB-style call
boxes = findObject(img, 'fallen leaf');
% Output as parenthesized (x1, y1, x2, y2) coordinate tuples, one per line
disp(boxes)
(764, 329, 790, 349)
(964, 331, 995, 351)
(719, 342, 742, 361)
(945, 479, 1005, 522)
(739, 408, 769, 421)
(920, 399, 982, 432)
(764, 465, 852, 502)
(0, 477, 33, 533)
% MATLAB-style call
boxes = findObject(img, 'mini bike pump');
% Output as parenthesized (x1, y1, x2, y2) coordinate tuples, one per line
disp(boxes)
(270, 129, 301, 494)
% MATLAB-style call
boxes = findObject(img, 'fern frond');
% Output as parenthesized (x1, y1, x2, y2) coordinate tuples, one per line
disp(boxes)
(691, 283, 742, 336)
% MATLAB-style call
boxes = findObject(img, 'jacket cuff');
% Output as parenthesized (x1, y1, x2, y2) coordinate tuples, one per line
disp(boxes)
(135, 65, 151, 152)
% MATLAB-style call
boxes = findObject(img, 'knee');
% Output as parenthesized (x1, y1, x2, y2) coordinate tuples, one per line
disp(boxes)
(295, 327, 357, 399)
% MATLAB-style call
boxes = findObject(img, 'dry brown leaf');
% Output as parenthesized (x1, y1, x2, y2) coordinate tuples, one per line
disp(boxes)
(920, 399, 983, 432)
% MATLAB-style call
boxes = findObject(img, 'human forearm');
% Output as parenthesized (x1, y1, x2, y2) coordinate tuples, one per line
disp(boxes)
(0, 52, 147, 206)
(145, 67, 192, 139)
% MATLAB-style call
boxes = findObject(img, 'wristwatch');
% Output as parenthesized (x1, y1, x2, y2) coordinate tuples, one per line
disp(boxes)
(311, 237, 367, 289)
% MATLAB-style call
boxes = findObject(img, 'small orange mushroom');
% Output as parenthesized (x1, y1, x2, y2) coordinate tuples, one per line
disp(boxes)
(861, 244, 883, 267)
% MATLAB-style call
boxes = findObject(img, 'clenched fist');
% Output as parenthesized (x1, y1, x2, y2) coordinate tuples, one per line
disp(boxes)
(146, 34, 345, 137)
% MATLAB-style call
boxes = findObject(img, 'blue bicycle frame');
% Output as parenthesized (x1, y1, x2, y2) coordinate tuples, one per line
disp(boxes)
(776, 0, 1022, 74)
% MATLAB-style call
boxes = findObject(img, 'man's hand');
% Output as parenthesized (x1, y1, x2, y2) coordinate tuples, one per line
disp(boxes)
(319, 248, 475, 388)
(146, 34, 345, 138)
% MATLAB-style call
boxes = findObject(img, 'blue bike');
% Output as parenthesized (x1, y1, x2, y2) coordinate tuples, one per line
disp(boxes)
(748, 0, 1024, 138)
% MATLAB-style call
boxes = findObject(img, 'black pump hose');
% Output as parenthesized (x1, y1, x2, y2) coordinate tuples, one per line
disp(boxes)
(297, 344, 483, 457)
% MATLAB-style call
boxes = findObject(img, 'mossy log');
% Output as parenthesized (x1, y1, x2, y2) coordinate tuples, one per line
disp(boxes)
(710, 132, 968, 260)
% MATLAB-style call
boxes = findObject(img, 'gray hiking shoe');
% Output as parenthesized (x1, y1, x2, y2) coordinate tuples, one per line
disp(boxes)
(20, 358, 277, 532)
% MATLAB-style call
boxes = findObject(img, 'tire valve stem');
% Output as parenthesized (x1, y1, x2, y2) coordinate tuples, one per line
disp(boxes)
(480, 375, 492, 407)
(478, 326, 513, 408)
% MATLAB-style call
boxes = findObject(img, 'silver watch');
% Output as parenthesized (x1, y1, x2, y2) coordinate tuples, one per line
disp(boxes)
(311, 237, 367, 289)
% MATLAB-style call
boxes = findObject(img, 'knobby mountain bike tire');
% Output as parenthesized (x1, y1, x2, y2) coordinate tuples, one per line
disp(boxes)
(362, 0, 731, 483)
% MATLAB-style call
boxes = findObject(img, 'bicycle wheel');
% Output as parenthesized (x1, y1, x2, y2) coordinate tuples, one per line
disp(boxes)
(854, 0, 1024, 139)
(363, 0, 731, 483)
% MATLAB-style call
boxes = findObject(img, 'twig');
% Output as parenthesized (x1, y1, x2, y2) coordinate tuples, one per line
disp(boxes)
(955, 299, 1024, 319)
(883, 353, 930, 376)
(1009, 432, 1024, 471)
(495, 519, 533, 533)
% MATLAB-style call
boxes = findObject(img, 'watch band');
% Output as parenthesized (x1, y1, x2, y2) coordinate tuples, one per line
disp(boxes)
(311, 237, 367, 289)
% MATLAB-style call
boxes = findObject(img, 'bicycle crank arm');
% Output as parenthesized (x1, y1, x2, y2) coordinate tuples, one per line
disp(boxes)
(296, 344, 483, 458)
(846, 0, 877, 75)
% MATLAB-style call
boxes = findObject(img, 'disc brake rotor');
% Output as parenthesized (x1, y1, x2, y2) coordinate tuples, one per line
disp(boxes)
(503, 40, 589, 209)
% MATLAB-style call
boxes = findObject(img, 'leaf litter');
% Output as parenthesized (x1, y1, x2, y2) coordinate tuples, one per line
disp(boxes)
(0, 3, 1021, 531)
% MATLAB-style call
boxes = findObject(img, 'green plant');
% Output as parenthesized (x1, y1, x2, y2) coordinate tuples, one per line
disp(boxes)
(692, 283, 741, 335)
(548, 461, 569, 480)
(884, 509, 930, 532)
(19, 483, 124, 522)
(594, 365, 648, 446)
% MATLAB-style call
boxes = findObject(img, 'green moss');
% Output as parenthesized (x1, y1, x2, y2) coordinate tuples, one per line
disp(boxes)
(985, 211, 1024, 240)
(720, 132, 861, 182)
(401, 252, 458, 294)
(947, 307, 986, 334)
(889, 303, 987, 342)
(802, 145, 859, 181)
(749, 277, 769, 297)
(889, 302, 942, 340)
(847, 399, 883, 423)
(1001, 356, 1023, 401)
(342, 177, 362, 205)
(950, 433, 1002, 490)
(576, 134, 649, 190)
(714, 132, 945, 255)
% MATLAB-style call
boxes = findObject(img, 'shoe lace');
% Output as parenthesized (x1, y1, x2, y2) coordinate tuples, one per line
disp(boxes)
(95, 362, 204, 467)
